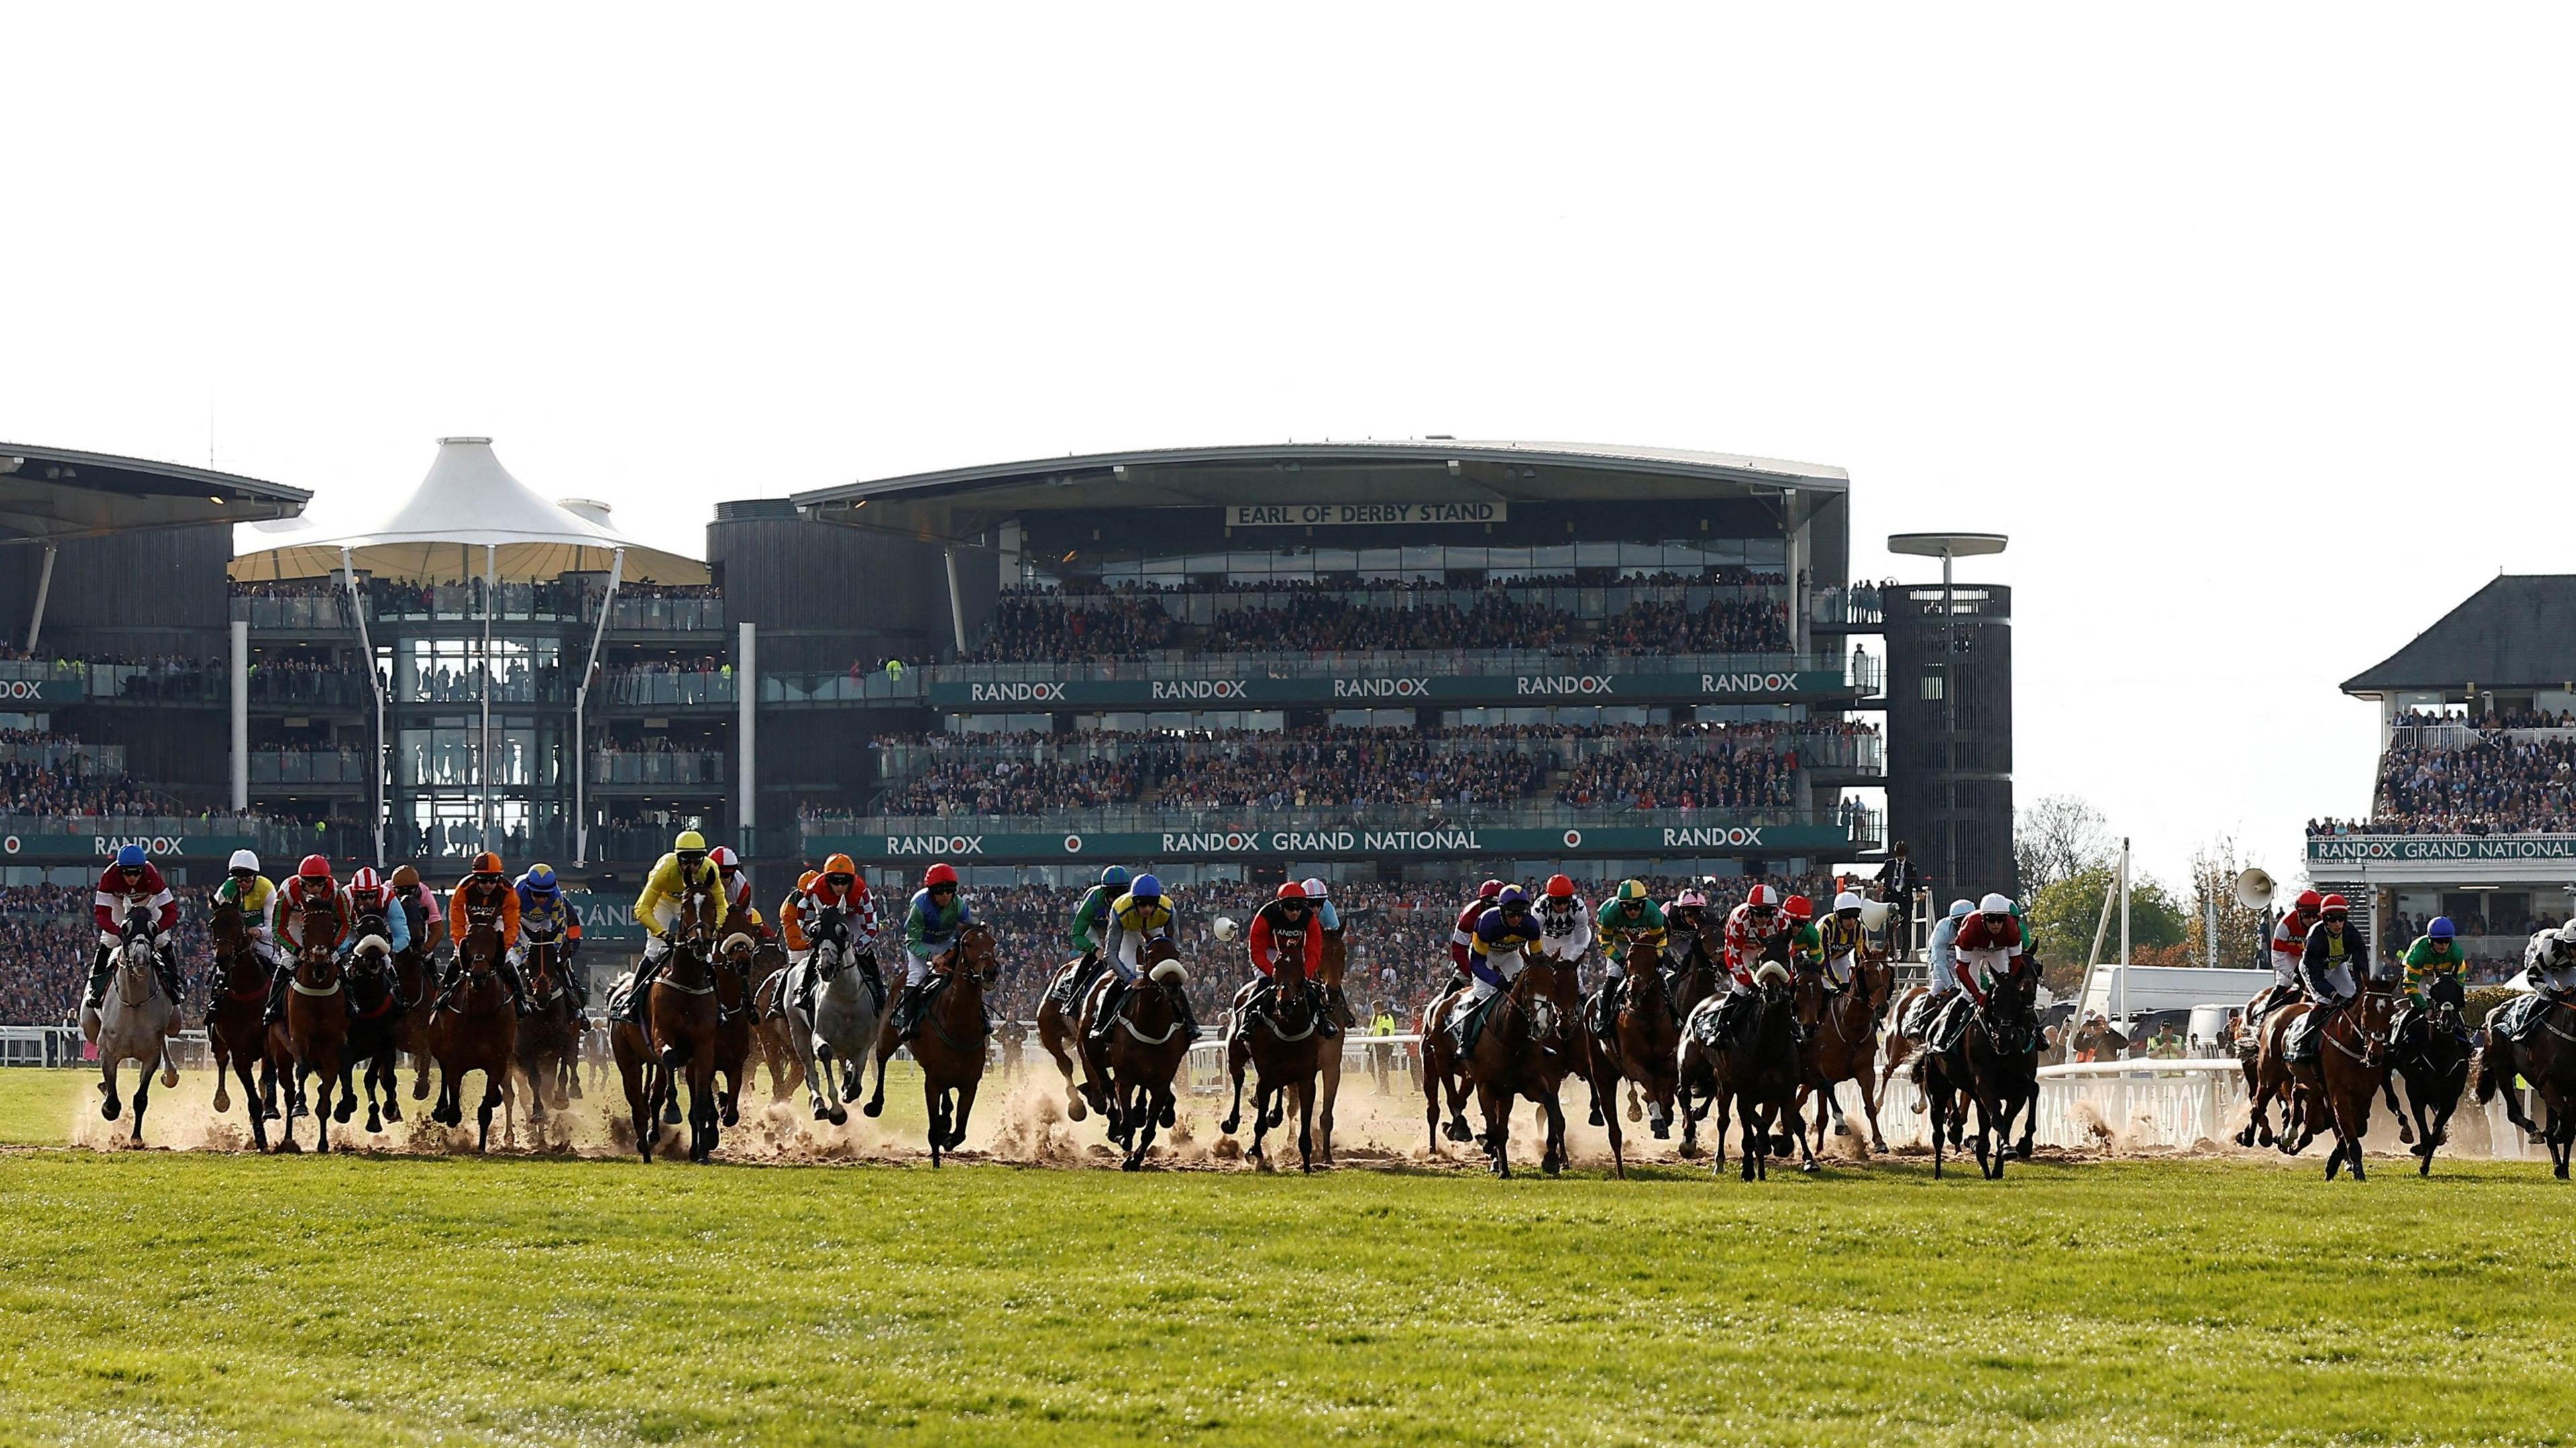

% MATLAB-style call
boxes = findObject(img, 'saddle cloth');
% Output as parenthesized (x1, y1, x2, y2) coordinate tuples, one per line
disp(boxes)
(1452, 991, 1505, 1055)
(2491, 992, 2557, 1045)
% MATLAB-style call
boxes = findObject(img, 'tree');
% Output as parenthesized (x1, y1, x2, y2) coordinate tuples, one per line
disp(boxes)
(2183, 832, 2271, 972)
(2016, 794, 2112, 902)
(2023, 865, 2190, 994)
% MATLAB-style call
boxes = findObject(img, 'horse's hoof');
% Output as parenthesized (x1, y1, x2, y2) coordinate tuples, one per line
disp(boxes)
(1650, 1122, 1672, 1140)
(384, 1103, 402, 1123)
(862, 1100, 883, 1119)
(1801, 1161, 1818, 1174)
(1067, 1098, 1088, 1123)
(828, 1106, 848, 1126)
(101, 1099, 120, 1121)
(1159, 1103, 1176, 1129)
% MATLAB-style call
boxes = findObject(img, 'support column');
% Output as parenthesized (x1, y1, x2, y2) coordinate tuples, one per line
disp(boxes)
(24, 543, 57, 653)
(229, 619, 250, 812)
(479, 543, 495, 852)
(1784, 493, 1809, 658)
(737, 620, 756, 852)
(943, 546, 968, 656)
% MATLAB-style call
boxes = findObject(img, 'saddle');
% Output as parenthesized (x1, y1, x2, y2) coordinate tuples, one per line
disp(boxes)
(1450, 990, 1506, 1055)
(1054, 952, 1108, 1013)
(2283, 1001, 2336, 1064)
(2491, 992, 2563, 1046)
(605, 972, 639, 1020)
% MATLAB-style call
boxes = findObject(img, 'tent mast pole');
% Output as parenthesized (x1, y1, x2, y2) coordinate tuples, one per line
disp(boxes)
(574, 549, 623, 869)
(480, 543, 495, 856)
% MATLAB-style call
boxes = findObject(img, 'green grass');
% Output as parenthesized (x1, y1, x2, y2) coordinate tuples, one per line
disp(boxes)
(3, 1070, 2573, 1446)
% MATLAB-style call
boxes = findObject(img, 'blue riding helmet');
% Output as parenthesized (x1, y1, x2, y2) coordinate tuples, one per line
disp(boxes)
(1129, 874, 1162, 900)
(524, 864, 559, 894)
(115, 844, 148, 869)
(1949, 899, 1975, 920)
(1496, 885, 1529, 908)
(2427, 916, 2455, 941)
(1101, 865, 1131, 889)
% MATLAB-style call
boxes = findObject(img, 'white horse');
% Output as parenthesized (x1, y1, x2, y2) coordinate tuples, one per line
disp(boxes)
(771, 910, 883, 1127)
(88, 907, 180, 1144)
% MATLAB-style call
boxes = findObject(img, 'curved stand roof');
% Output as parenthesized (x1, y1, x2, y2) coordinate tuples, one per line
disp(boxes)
(1, 443, 308, 543)
(231, 437, 706, 584)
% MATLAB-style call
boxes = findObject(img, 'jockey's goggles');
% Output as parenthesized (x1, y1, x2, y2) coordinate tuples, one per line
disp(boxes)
(677, 852, 705, 868)
(2322, 909, 2348, 922)
(1748, 905, 1775, 917)
(824, 873, 853, 889)
(119, 865, 144, 879)
(229, 866, 256, 877)
(927, 882, 956, 895)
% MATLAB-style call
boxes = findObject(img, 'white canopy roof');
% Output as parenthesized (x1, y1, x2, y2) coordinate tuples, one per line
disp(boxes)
(230, 437, 707, 584)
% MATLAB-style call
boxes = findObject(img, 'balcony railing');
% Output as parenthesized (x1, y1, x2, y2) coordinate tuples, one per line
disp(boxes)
(805, 801, 1845, 837)
(250, 750, 374, 785)
(1014, 581, 1790, 626)
(587, 751, 727, 786)
(231, 594, 360, 629)
(933, 648, 1850, 685)
(0, 741, 124, 773)
(598, 670, 735, 706)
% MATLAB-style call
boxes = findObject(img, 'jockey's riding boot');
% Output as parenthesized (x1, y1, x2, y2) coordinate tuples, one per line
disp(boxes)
(81, 947, 113, 1013)
(1087, 979, 1131, 1047)
(618, 961, 658, 1026)
(1316, 995, 1341, 1039)
(894, 985, 923, 1042)
(154, 957, 184, 1008)
(503, 962, 533, 1018)
(1175, 992, 1201, 1042)
(264, 967, 292, 1025)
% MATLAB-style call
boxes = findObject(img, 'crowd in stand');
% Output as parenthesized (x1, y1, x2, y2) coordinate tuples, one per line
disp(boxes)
(1150, 734, 1547, 811)
(1591, 597, 1791, 655)
(0, 883, 214, 1025)
(2315, 734, 2576, 836)
(1, 756, 167, 819)
(1206, 593, 1579, 653)
(965, 596, 1183, 663)
(877, 757, 1146, 816)
(1555, 738, 1799, 812)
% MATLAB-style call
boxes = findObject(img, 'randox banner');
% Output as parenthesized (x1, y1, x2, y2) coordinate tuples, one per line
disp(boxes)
(2308, 834, 2576, 862)
(812, 820, 1854, 864)
(928, 669, 1849, 711)
(0, 832, 261, 863)
(0, 678, 83, 705)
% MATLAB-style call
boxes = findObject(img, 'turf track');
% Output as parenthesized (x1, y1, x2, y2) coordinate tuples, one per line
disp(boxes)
(3, 1069, 2571, 1446)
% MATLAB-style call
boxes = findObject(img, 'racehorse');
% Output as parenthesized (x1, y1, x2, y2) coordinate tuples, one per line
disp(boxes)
(866, 921, 998, 1167)
(1922, 963, 2041, 1179)
(1715, 962, 1813, 1179)
(761, 904, 881, 1126)
(1037, 946, 1112, 1123)
(614, 881, 722, 1163)
(1224, 937, 1329, 1172)
(265, 898, 351, 1154)
(2474, 991, 2576, 1178)
(2289, 986, 2395, 1180)
(1798, 940, 1893, 1155)
(203, 900, 274, 1152)
(340, 923, 409, 1137)
(427, 921, 518, 1154)
(1585, 937, 1676, 1146)
(739, 934, 797, 1101)
(1441, 954, 1578, 1178)
(391, 931, 437, 1104)
(1076, 936, 1195, 1170)
(1666, 916, 1725, 1025)
(708, 930, 761, 1132)
(2392, 993, 2472, 1176)
(1415, 974, 1477, 1152)
(92, 905, 180, 1146)
(513, 932, 582, 1126)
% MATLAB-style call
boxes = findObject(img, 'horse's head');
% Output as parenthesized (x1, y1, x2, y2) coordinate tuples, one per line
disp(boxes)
(1142, 937, 1190, 1003)
(2356, 987, 2398, 1065)
(955, 922, 1000, 985)
(1621, 935, 1663, 979)
(209, 899, 244, 948)
(1316, 926, 1348, 990)
(297, 909, 343, 989)
(461, 922, 502, 977)
(345, 931, 394, 1000)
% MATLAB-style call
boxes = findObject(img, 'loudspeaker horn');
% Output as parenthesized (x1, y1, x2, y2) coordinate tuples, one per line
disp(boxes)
(2233, 867, 2277, 911)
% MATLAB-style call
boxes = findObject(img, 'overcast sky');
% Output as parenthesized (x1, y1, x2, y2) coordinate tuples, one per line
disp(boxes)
(6, 5, 2569, 889)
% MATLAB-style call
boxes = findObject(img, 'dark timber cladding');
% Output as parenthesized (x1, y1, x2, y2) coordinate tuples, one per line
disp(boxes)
(2341, 574, 2576, 695)
(1884, 583, 2014, 901)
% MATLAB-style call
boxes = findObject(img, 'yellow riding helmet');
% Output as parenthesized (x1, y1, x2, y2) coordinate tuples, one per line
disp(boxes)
(674, 830, 708, 853)
(1619, 879, 1650, 902)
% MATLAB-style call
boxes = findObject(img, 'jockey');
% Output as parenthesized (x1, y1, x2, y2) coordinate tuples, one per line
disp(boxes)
(1665, 889, 1709, 942)
(1090, 875, 1194, 1045)
(1596, 880, 1668, 972)
(84, 843, 181, 1019)
(1532, 875, 1601, 1029)
(1950, 894, 2031, 1008)
(2250, 889, 2324, 1030)
(1906, 899, 1976, 1040)
(1819, 891, 1870, 990)
(388, 864, 446, 962)
(2285, 894, 2363, 1063)
(709, 847, 771, 940)
(266, 855, 348, 1023)
(1780, 895, 1825, 972)
(1300, 877, 1342, 932)
(213, 849, 284, 973)
(1062, 865, 1133, 1007)
(2394, 915, 2467, 1044)
(616, 830, 729, 1026)
(1451, 886, 1546, 1047)
(2527, 921, 2576, 996)
(339, 867, 412, 958)
(449, 852, 533, 1017)
(1247, 881, 1337, 1037)
(515, 864, 586, 1009)
(781, 853, 883, 1011)
(1718, 883, 1785, 984)
(1448, 879, 1507, 990)
(892, 862, 973, 1042)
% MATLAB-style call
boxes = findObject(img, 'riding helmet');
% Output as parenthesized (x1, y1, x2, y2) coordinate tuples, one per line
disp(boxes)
(299, 854, 333, 880)
(1495, 885, 1527, 908)
(1276, 881, 1308, 901)
(1785, 895, 1815, 920)
(1949, 899, 1974, 919)
(1674, 889, 1708, 910)
(115, 844, 148, 869)
(1130, 874, 1163, 900)
(1544, 874, 1576, 899)
(470, 851, 503, 877)
(1834, 891, 1864, 914)
(2294, 889, 2324, 913)
(349, 867, 384, 897)
(227, 848, 261, 874)
(2318, 893, 2349, 915)
(924, 862, 959, 888)
(1619, 879, 1651, 903)
(524, 863, 558, 894)
(1477, 879, 1506, 901)
(1101, 865, 1131, 889)
(1743, 883, 1778, 909)
(1301, 877, 1329, 899)
(2427, 915, 2455, 940)
(710, 846, 739, 872)
(674, 830, 708, 853)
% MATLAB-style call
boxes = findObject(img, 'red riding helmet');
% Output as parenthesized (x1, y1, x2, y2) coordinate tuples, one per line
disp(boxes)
(1784, 895, 1815, 920)
(1477, 879, 1505, 901)
(2318, 893, 2350, 915)
(348, 867, 384, 897)
(297, 854, 332, 881)
(924, 862, 959, 888)
(2294, 889, 2323, 913)
(1745, 883, 1780, 909)
(1544, 874, 1576, 899)
(1277, 881, 1309, 901)
(710, 846, 740, 872)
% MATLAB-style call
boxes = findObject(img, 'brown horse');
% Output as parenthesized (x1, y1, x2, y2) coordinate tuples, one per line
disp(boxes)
(1038, 948, 1112, 1123)
(392, 937, 437, 1103)
(2239, 1001, 2316, 1152)
(1446, 956, 1578, 1178)
(427, 922, 519, 1153)
(513, 934, 583, 1127)
(264, 899, 351, 1154)
(1224, 941, 1330, 1172)
(340, 926, 409, 1137)
(2290, 987, 2395, 1180)
(1415, 976, 1477, 1151)
(2473, 993, 2576, 1178)
(1715, 963, 1815, 1180)
(867, 922, 998, 1166)
(203, 901, 274, 1152)
(618, 883, 724, 1163)
(1303, 926, 1356, 1163)
(709, 930, 761, 1132)
(1593, 936, 1679, 1147)
(1799, 943, 1894, 1154)
(1921, 964, 2041, 1180)
(1075, 936, 1195, 1170)
(740, 936, 799, 1101)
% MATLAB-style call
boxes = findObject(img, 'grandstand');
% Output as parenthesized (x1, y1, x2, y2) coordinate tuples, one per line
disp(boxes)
(2318, 573, 2576, 978)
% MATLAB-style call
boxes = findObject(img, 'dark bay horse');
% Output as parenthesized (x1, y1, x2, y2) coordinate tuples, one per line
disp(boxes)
(428, 922, 518, 1153)
(1923, 964, 2041, 1180)
(265, 899, 350, 1154)
(868, 922, 998, 1167)
(1454, 957, 1578, 1178)
(1589, 938, 1676, 1150)
(619, 883, 722, 1162)
(514, 932, 582, 1128)
(341, 924, 409, 1137)
(2475, 993, 2576, 1178)
(709, 930, 761, 1133)
(1226, 941, 1329, 1173)
(1716, 963, 1814, 1179)
(1077, 937, 1195, 1170)
(392, 935, 436, 1103)
(2394, 995, 2473, 1176)
(203, 901, 274, 1153)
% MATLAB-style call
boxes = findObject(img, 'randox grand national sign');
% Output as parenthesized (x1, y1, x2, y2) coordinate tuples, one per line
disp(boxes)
(811, 819, 1854, 865)
(928, 669, 1849, 712)
(2307, 834, 2576, 862)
